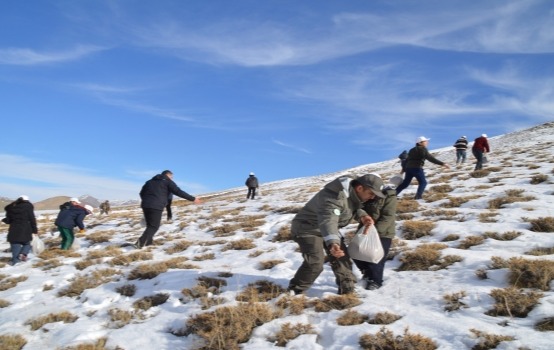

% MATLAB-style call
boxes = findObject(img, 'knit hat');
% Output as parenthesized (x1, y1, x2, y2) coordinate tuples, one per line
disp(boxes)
(356, 174, 385, 198)
(416, 136, 430, 143)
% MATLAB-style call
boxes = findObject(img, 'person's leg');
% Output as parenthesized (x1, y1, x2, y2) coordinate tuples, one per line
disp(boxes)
(20, 242, 32, 261)
(363, 237, 392, 288)
(395, 170, 414, 196)
(251, 187, 256, 200)
(59, 226, 74, 250)
(246, 188, 252, 199)
(413, 168, 427, 199)
(461, 150, 467, 163)
(10, 243, 23, 265)
(327, 240, 357, 294)
(456, 150, 462, 164)
(473, 149, 483, 170)
(138, 208, 163, 247)
(288, 235, 326, 293)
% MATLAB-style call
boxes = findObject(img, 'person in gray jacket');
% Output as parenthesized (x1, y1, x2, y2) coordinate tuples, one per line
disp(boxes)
(287, 174, 385, 295)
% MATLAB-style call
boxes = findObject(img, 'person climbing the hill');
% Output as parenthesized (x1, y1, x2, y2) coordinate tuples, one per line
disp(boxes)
(287, 174, 384, 296)
(137, 170, 201, 248)
(352, 175, 401, 290)
(398, 150, 408, 173)
(99, 200, 110, 215)
(55, 202, 93, 250)
(395, 136, 450, 200)
(245, 172, 259, 200)
(3, 195, 38, 265)
(453, 136, 468, 165)
(472, 133, 490, 171)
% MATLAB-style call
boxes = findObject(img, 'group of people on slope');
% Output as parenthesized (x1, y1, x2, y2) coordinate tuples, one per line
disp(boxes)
(2, 196, 94, 266)
(396, 133, 490, 200)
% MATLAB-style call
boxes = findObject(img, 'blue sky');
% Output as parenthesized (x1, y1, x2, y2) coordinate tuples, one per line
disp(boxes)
(1, 0, 553, 201)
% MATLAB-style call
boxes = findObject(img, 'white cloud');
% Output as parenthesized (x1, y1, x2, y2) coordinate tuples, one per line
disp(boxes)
(272, 139, 311, 154)
(0, 45, 106, 65)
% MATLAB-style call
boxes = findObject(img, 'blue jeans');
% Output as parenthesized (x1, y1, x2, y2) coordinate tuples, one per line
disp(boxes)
(396, 168, 427, 199)
(456, 149, 466, 164)
(10, 242, 32, 265)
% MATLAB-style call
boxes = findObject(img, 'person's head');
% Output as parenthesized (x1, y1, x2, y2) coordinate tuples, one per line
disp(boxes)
(351, 174, 385, 202)
(70, 197, 80, 204)
(416, 136, 430, 146)
(162, 170, 174, 180)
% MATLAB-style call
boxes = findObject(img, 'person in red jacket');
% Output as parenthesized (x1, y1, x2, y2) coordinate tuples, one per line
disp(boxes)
(472, 134, 490, 170)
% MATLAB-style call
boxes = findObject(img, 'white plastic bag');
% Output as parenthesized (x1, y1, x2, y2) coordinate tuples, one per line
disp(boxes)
(31, 234, 45, 254)
(347, 225, 384, 263)
(71, 237, 80, 250)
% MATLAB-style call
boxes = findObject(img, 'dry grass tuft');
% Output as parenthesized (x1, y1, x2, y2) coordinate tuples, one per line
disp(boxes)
(268, 322, 316, 347)
(26, 311, 78, 330)
(236, 280, 286, 302)
(483, 230, 521, 241)
(164, 240, 193, 254)
(275, 295, 311, 315)
(488, 189, 536, 209)
(193, 252, 216, 261)
(530, 174, 548, 184)
(85, 231, 113, 244)
(457, 235, 485, 249)
(211, 223, 241, 237)
(115, 283, 136, 297)
(61, 337, 110, 350)
(272, 226, 293, 242)
(0, 275, 28, 291)
(359, 327, 437, 350)
(525, 246, 554, 256)
(367, 311, 402, 325)
(110, 251, 153, 266)
(0, 334, 27, 350)
(479, 212, 498, 223)
(470, 329, 515, 350)
(258, 259, 286, 270)
(442, 234, 459, 242)
(337, 309, 368, 326)
(133, 293, 170, 310)
(108, 308, 146, 329)
(443, 291, 468, 312)
(535, 317, 554, 332)
(175, 302, 281, 350)
(313, 294, 362, 312)
(443, 195, 481, 208)
(398, 244, 462, 271)
(222, 238, 256, 251)
(58, 268, 120, 298)
(401, 220, 436, 240)
(0, 298, 11, 308)
(273, 206, 302, 214)
(128, 257, 197, 280)
(527, 216, 554, 232)
(396, 199, 420, 214)
(507, 257, 554, 290)
(486, 287, 543, 317)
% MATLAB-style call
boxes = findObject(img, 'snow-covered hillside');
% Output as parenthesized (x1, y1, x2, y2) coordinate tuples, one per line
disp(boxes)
(1, 122, 553, 350)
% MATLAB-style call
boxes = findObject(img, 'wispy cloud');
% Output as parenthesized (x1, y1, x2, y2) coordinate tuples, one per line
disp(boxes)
(272, 139, 311, 154)
(0, 45, 106, 65)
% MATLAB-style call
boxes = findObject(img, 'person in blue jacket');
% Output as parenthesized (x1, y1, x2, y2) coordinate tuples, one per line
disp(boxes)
(55, 202, 93, 250)
(137, 170, 202, 248)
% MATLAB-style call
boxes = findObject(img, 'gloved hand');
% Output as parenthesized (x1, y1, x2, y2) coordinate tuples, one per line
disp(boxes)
(79, 229, 86, 233)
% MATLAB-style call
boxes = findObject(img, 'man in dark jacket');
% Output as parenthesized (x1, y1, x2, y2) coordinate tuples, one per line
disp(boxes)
(453, 136, 468, 165)
(137, 170, 201, 248)
(287, 174, 384, 295)
(3, 195, 38, 265)
(245, 172, 259, 199)
(396, 136, 450, 200)
(472, 134, 491, 170)
(55, 202, 93, 250)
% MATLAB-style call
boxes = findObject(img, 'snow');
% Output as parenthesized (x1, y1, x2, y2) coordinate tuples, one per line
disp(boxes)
(1, 122, 553, 350)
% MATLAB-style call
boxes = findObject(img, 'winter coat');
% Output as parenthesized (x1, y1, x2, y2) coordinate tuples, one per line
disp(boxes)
(140, 174, 195, 211)
(99, 201, 110, 211)
(4, 199, 37, 243)
(472, 136, 490, 153)
(453, 138, 468, 150)
(55, 204, 88, 230)
(245, 175, 259, 188)
(404, 144, 445, 169)
(291, 176, 369, 247)
(358, 187, 397, 239)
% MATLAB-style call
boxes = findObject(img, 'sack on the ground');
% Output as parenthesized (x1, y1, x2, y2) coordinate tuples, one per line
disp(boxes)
(347, 225, 384, 263)
(71, 237, 80, 250)
(31, 234, 45, 254)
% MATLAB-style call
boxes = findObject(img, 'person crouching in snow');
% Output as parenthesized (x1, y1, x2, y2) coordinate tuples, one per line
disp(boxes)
(55, 202, 93, 250)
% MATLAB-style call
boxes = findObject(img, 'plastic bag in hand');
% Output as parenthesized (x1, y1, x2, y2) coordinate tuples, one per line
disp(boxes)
(347, 225, 384, 263)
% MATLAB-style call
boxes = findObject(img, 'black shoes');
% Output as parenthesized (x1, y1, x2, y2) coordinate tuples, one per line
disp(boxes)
(364, 278, 381, 290)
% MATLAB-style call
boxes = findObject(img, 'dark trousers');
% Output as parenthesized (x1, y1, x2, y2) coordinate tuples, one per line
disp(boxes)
(58, 226, 75, 250)
(456, 149, 466, 164)
(353, 237, 392, 286)
(247, 187, 257, 199)
(473, 149, 484, 170)
(139, 208, 163, 247)
(10, 241, 32, 264)
(396, 168, 427, 199)
(165, 200, 173, 220)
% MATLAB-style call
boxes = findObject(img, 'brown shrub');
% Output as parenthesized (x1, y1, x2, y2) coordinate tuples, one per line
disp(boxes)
(488, 190, 536, 209)
(272, 226, 292, 242)
(275, 295, 310, 315)
(0, 275, 28, 291)
(443, 195, 481, 208)
(0, 298, 11, 308)
(0, 334, 27, 350)
(486, 287, 543, 317)
(470, 169, 491, 178)
(85, 231, 113, 244)
(479, 212, 498, 223)
(212, 224, 241, 237)
(57, 269, 120, 297)
(26, 311, 78, 330)
(457, 235, 485, 249)
(367, 311, 402, 325)
(525, 246, 554, 256)
(527, 216, 554, 232)
(313, 294, 362, 312)
(258, 259, 286, 270)
(273, 206, 302, 214)
(470, 329, 514, 350)
(443, 291, 468, 312)
(401, 220, 435, 240)
(193, 252, 216, 261)
(133, 293, 170, 310)
(115, 283, 136, 297)
(530, 174, 548, 184)
(483, 230, 521, 241)
(489, 256, 509, 269)
(164, 240, 193, 254)
(222, 238, 256, 251)
(359, 327, 437, 350)
(268, 323, 316, 347)
(507, 257, 554, 290)
(236, 280, 286, 302)
(442, 234, 459, 242)
(535, 317, 554, 332)
(396, 199, 420, 214)
(398, 244, 461, 271)
(337, 309, 368, 326)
